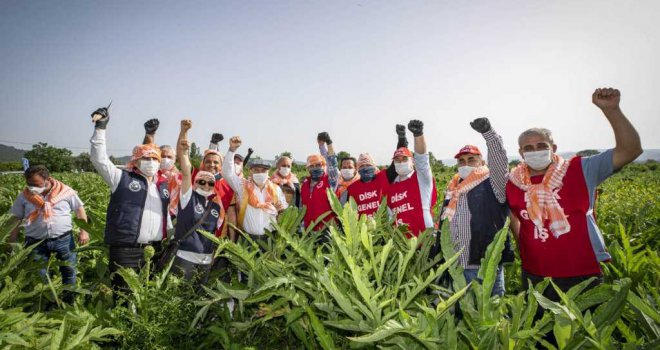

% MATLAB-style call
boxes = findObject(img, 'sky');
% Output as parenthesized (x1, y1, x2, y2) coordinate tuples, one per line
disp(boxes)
(1, 0, 658, 164)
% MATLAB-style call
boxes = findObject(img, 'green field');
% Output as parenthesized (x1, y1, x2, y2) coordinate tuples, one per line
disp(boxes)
(0, 163, 658, 349)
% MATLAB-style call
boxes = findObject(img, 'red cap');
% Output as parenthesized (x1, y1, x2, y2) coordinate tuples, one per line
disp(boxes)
(454, 145, 482, 159)
(392, 147, 413, 159)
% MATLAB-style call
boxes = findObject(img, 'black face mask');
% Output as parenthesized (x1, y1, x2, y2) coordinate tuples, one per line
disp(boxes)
(310, 168, 324, 181)
(359, 167, 376, 182)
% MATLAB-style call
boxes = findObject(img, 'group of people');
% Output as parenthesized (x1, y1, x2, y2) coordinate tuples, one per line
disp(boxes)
(8, 87, 642, 302)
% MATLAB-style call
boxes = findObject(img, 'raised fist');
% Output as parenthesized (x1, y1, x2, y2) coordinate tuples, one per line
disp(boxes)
(211, 133, 224, 144)
(470, 117, 491, 134)
(144, 118, 160, 134)
(229, 136, 242, 151)
(592, 88, 621, 111)
(180, 119, 192, 131)
(317, 132, 332, 145)
(91, 104, 110, 129)
(247, 148, 254, 155)
(396, 124, 406, 138)
(407, 120, 424, 137)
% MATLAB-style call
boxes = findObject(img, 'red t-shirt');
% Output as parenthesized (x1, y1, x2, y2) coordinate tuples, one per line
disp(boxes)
(506, 157, 601, 278)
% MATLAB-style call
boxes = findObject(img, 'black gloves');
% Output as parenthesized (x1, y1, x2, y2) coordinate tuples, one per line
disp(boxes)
(91, 105, 110, 129)
(470, 117, 491, 134)
(407, 120, 424, 137)
(396, 124, 408, 148)
(211, 133, 224, 144)
(144, 118, 159, 134)
(317, 132, 333, 145)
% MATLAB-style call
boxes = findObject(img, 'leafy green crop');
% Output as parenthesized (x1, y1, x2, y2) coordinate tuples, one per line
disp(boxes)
(0, 164, 657, 349)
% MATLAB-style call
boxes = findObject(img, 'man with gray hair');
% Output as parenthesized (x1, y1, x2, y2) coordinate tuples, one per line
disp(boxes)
(506, 87, 642, 301)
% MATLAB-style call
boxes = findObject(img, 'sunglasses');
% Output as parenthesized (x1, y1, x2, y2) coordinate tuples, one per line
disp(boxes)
(196, 180, 215, 186)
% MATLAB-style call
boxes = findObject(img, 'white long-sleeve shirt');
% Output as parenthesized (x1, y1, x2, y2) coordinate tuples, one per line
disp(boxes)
(222, 150, 288, 236)
(90, 129, 172, 243)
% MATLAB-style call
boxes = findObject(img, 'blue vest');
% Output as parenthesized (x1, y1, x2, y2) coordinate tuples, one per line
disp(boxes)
(443, 179, 513, 265)
(175, 192, 221, 255)
(105, 171, 170, 246)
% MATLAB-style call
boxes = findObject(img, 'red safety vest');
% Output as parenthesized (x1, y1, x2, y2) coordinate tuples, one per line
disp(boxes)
(301, 174, 336, 231)
(385, 173, 429, 238)
(347, 171, 388, 218)
(506, 157, 601, 278)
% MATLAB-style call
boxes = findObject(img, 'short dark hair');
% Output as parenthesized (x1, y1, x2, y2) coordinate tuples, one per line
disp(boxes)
(24, 165, 50, 180)
(340, 157, 357, 167)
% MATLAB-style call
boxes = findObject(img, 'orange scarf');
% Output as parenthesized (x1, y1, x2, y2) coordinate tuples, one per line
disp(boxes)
(243, 179, 279, 216)
(23, 178, 75, 224)
(441, 166, 490, 221)
(336, 174, 360, 197)
(509, 154, 571, 238)
(270, 171, 299, 190)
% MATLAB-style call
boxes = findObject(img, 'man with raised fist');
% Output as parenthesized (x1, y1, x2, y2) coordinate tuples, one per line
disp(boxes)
(301, 132, 339, 233)
(384, 120, 436, 238)
(440, 117, 512, 296)
(507, 88, 643, 300)
(89, 104, 172, 291)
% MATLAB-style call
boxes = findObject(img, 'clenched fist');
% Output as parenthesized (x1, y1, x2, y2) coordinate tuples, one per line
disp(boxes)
(407, 120, 424, 137)
(396, 124, 406, 138)
(229, 136, 242, 152)
(91, 103, 111, 129)
(180, 119, 192, 131)
(144, 118, 160, 134)
(317, 132, 332, 145)
(211, 133, 224, 144)
(470, 117, 491, 134)
(592, 88, 621, 111)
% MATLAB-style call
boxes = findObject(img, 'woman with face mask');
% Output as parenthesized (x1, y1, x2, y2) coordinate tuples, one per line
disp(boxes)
(222, 136, 288, 241)
(384, 120, 438, 238)
(168, 120, 225, 283)
(342, 153, 389, 218)
(301, 132, 340, 233)
(270, 155, 301, 207)
(506, 87, 642, 302)
(335, 157, 360, 200)
(439, 118, 511, 297)
(88, 104, 172, 292)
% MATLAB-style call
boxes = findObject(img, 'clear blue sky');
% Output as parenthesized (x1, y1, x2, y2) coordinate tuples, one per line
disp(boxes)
(1, 0, 658, 163)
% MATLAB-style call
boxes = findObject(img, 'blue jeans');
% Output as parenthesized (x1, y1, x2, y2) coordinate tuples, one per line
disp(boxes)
(463, 265, 505, 296)
(25, 232, 77, 285)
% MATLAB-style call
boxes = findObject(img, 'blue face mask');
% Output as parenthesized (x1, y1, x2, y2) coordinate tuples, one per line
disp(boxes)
(358, 167, 376, 182)
(309, 168, 325, 180)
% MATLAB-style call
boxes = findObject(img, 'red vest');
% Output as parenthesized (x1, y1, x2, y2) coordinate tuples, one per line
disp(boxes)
(301, 174, 336, 231)
(385, 173, 428, 238)
(347, 172, 388, 218)
(506, 157, 600, 278)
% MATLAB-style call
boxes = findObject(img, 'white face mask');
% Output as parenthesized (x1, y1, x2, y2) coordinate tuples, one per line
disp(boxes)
(252, 173, 268, 186)
(28, 186, 46, 194)
(279, 167, 291, 177)
(195, 187, 214, 197)
(341, 169, 355, 180)
(523, 150, 553, 170)
(458, 166, 476, 179)
(138, 159, 160, 177)
(394, 161, 413, 176)
(160, 158, 175, 171)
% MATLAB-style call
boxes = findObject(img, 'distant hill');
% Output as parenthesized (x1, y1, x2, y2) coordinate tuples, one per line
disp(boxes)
(0, 144, 26, 162)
